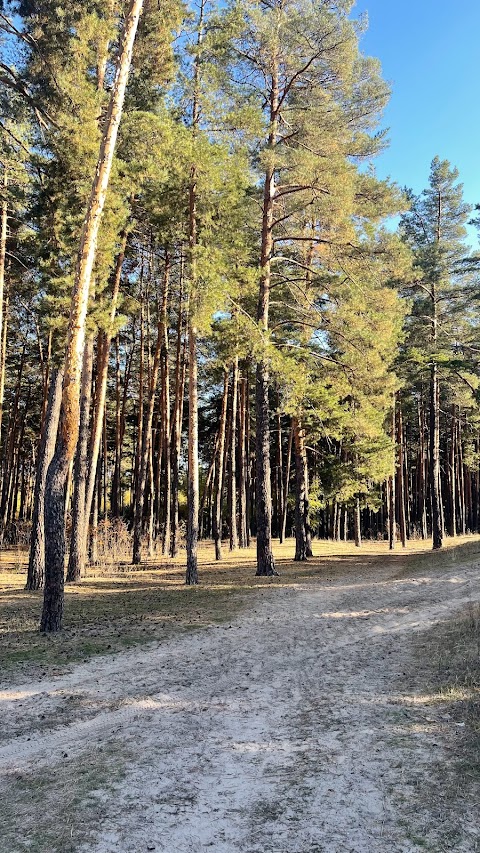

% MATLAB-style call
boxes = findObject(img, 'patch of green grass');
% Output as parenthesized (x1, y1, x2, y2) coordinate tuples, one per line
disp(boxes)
(0, 741, 130, 853)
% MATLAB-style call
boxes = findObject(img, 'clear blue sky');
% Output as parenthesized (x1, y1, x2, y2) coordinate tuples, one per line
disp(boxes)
(353, 0, 480, 245)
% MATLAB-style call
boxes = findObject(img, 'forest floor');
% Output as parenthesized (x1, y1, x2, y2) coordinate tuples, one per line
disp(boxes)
(0, 537, 479, 852)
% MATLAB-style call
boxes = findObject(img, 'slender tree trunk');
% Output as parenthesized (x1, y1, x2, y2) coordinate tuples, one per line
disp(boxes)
(66, 334, 94, 582)
(397, 403, 407, 547)
(170, 332, 186, 558)
(185, 0, 205, 585)
(186, 318, 199, 584)
(0, 170, 7, 450)
(429, 363, 443, 550)
(229, 357, 238, 550)
(41, 0, 144, 631)
(293, 415, 311, 561)
(1, 348, 25, 530)
(238, 374, 248, 548)
(276, 412, 284, 543)
(214, 369, 229, 560)
(354, 496, 362, 548)
(160, 256, 171, 555)
(82, 232, 128, 549)
(255, 63, 278, 577)
(0, 293, 8, 443)
(133, 253, 169, 564)
(457, 418, 466, 536)
(281, 422, 293, 543)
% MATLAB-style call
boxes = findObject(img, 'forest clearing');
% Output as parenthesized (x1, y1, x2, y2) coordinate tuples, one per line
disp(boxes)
(1, 0, 480, 850)
(1, 536, 479, 852)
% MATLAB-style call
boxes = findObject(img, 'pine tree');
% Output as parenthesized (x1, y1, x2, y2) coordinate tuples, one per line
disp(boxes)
(400, 157, 477, 550)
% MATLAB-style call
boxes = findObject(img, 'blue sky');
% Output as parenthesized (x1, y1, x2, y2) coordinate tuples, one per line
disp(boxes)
(353, 0, 480, 245)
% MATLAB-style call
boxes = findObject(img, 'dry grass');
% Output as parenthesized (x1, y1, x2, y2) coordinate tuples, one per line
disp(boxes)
(403, 598, 480, 850)
(2, 534, 480, 684)
(416, 602, 480, 746)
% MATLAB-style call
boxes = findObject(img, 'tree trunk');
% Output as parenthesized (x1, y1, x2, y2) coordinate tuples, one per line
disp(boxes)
(214, 368, 229, 560)
(293, 415, 312, 561)
(0, 170, 7, 449)
(354, 496, 362, 548)
(255, 63, 278, 578)
(66, 334, 94, 582)
(26, 369, 63, 589)
(397, 403, 407, 547)
(186, 319, 199, 584)
(238, 373, 248, 548)
(82, 232, 128, 550)
(281, 422, 293, 543)
(160, 256, 171, 555)
(170, 331, 186, 557)
(133, 253, 169, 564)
(41, 0, 144, 631)
(276, 412, 284, 543)
(229, 357, 238, 550)
(429, 363, 443, 550)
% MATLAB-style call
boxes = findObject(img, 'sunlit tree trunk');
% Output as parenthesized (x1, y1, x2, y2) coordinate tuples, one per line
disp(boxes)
(41, 0, 144, 632)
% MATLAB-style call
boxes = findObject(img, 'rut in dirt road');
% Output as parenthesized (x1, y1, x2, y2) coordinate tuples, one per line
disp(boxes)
(1, 562, 478, 853)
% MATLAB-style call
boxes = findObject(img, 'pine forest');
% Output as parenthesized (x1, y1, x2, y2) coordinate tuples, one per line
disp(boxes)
(0, 2, 479, 850)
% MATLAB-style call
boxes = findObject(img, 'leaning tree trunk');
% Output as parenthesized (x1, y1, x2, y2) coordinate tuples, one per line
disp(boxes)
(41, 0, 144, 632)
(26, 368, 63, 590)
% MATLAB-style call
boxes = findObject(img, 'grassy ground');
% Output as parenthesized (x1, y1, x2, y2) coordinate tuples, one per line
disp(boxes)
(402, 577, 480, 850)
(413, 599, 480, 765)
(1, 534, 480, 684)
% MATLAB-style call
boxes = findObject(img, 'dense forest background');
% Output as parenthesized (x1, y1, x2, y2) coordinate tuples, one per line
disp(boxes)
(0, 0, 479, 631)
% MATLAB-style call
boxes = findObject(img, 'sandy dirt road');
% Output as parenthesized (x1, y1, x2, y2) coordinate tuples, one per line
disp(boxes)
(1, 558, 479, 852)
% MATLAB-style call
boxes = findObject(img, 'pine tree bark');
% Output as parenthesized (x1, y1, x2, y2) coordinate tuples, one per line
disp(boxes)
(354, 496, 362, 548)
(0, 170, 7, 450)
(170, 330, 186, 557)
(41, 0, 144, 632)
(229, 357, 238, 551)
(397, 403, 407, 547)
(186, 318, 199, 584)
(293, 415, 312, 561)
(133, 253, 169, 564)
(82, 232, 128, 553)
(277, 412, 284, 542)
(26, 369, 63, 590)
(160, 254, 171, 555)
(66, 334, 94, 582)
(255, 65, 278, 577)
(238, 374, 248, 548)
(429, 362, 443, 550)
(281, 422, 293, 543)
(214, 369, 229, 560)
